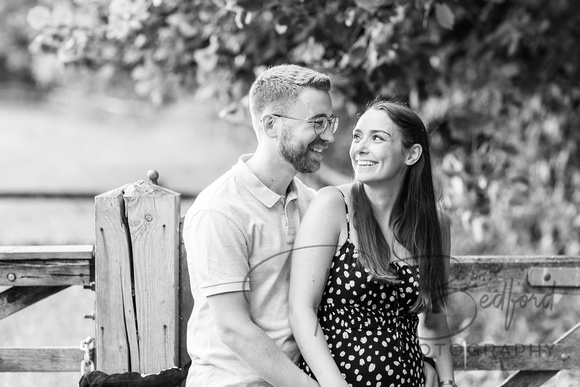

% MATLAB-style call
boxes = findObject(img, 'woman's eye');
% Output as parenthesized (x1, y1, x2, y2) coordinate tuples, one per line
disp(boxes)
(372, 135, 384, 141)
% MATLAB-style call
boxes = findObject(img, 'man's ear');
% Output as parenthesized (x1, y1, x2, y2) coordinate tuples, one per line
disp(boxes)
(405, 144, 422, 166)
(261, 114, 278, 138)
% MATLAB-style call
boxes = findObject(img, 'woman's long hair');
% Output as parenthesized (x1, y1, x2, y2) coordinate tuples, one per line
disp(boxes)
(351, 99, 448, 313)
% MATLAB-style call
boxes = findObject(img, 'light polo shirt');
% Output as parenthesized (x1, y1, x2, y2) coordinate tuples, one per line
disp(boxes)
(183, 154, 315, 387)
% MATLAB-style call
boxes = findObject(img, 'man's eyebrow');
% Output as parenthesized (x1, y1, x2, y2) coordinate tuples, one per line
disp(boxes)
(309, 113, 331, 119)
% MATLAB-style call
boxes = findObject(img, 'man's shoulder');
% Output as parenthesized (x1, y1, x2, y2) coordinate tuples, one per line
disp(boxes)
(185, 169, 239, 220)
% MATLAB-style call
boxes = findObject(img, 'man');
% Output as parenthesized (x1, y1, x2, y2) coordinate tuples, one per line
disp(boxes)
(183, 64, 338, 386)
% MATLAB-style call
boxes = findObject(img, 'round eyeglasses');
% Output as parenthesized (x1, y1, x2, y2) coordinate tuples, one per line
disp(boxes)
(272, 113, 339, 136)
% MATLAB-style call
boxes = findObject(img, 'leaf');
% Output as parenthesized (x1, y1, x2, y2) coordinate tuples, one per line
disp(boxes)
(290, 36, 325, 64)
(501, 63, 520, 78)
(435, 3, 454, 30)
(345, 46, 367, 68)
(234, 0, 266, 12)
(274, 23, 288, 35)
(52, 4, 74, 27)
(27, 5, 51, 30)
(354, 0, 395, 14)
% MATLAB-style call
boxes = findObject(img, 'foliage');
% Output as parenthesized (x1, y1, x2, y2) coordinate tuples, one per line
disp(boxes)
(0, 0, 38, 84)
(25, 0, 580, 255)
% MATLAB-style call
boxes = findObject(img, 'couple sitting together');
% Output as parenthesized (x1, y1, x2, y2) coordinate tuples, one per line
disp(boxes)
(183, 64, 456, 387)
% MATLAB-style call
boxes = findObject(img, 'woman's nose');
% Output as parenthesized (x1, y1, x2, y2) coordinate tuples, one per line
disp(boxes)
(354, 139, 368, 153)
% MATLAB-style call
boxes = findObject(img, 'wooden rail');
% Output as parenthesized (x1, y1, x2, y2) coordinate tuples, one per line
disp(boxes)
(0, 245, 93, 286)
(448, 255, 580, 385)
(0, 245, 93, 372)
(0, 348, 83, 372)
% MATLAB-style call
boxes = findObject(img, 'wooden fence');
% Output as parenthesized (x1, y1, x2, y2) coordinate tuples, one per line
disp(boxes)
(0, 245, 92, 371)
(1, 179, 579, 386)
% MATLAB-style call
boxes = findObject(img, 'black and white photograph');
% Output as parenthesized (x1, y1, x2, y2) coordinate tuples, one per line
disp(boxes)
(1, 1, 579, 386)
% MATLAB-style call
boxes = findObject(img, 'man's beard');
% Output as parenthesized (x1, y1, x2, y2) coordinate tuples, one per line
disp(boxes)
(279, 128, 322, 174)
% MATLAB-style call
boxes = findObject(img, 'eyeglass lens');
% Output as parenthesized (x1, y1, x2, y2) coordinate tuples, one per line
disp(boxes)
(314, 116, 339, 135)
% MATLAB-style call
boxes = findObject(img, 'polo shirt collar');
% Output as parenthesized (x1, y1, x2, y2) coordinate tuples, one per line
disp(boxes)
(234, 154, 298, 208)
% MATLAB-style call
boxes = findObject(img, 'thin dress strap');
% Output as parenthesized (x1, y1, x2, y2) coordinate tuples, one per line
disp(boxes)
(335, 188, 351, 239)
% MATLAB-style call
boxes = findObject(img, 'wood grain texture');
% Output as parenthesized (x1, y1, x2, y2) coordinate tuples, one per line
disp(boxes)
(95, 185, 138, 373)
(0, 260, 91, 286)
(178, 217, 193, 367)
(448, 342, 579, 371)
(124, 180, 180, 373)
(451, 256, 580, 295)
(500, 322, 580, 386)
(0, 245, 93, 260)
(0, 347, 84, 372)
(0, 286, 68, 320)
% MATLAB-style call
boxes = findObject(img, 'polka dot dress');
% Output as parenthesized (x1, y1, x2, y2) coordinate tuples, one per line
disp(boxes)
(298, 195, 425, 386)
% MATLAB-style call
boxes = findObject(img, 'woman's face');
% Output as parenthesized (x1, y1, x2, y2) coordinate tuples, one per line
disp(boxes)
(349, 109, 410, 186)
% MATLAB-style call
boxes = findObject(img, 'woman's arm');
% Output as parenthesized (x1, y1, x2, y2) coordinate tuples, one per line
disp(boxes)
(419, 212, 456, 385)
(289, 187, 350, 387)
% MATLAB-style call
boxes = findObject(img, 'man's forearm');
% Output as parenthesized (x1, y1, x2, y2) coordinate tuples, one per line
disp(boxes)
(420, 320, 455, 382)
(220, 321, 318, 387)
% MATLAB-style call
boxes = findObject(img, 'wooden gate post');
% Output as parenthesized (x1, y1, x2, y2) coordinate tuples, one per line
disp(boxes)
(95, 180, 181, 374)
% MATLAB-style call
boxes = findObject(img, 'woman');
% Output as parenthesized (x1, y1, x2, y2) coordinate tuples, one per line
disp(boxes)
(289, 99, 456, 387)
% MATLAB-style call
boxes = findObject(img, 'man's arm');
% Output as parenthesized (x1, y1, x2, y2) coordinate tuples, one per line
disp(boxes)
(208, 291, 318, 387)
(419, 211, 455, 386)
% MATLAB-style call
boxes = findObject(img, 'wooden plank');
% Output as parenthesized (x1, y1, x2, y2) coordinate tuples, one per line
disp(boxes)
(0, 347, 83, 372)
(528, 267, 580, 287)
(500, 322, 580, 386)
(95, 185, 139, 373)
(500, 371, 560, 387)
(178, 217, 193, 367)
(124, 180, 180, 373)
(0, 286, 68, 320)
(0, 245, 93, 260)
(447, 342, 579, 371)
(451, 256, 580, 295)
(0, 260, 91, 286)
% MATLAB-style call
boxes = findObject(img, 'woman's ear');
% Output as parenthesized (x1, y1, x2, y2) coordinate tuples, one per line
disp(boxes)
(405, 144, 423, 166)
(261, 114, 278, 138)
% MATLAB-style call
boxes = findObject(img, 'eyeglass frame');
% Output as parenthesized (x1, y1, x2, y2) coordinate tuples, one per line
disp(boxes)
(271, 113, 339, 136)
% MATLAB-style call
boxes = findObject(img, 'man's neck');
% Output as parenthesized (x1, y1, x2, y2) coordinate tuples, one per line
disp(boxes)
(245, 152, 296, 196)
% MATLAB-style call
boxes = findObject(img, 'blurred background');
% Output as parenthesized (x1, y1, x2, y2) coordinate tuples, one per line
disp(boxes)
(1, 0, 579, 385)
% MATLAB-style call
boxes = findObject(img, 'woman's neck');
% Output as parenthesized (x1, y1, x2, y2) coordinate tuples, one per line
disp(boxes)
(362, 182, 402, 228)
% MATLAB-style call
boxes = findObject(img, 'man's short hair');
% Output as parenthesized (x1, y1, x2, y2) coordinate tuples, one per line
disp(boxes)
(249, 64, 331, 121)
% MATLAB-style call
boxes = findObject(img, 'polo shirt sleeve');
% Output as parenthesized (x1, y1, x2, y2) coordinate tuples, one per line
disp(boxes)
(184, 208, 250, 297)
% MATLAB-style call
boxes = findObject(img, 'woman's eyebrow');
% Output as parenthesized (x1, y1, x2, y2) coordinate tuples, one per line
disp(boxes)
(353, 128, 392, 136)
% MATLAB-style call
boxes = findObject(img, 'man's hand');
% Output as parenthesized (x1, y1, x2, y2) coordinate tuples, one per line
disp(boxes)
(424, 359, 438, 387)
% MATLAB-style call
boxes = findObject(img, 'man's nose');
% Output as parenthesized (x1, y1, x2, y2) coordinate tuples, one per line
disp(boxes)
(319, 127, 335, 143)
